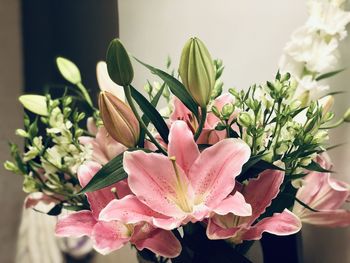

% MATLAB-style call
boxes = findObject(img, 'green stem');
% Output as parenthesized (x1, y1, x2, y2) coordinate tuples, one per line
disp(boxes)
(194, 107, 207, 141)
(77, 82, 93, 107)
(124, 85, 167, 155)
(320, 118, 344, 129)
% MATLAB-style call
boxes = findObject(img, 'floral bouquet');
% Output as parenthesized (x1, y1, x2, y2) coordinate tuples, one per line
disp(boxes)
(5, 31, 350, 262)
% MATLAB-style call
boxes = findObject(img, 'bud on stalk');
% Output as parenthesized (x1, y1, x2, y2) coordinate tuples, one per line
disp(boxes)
(99, 91, 140, 148)
(106, 39, 134, 87)
(179, 37, 215, 107)
(319, 95, 334, 117)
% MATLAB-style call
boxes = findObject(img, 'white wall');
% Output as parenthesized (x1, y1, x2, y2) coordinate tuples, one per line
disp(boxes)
(119, 0, 307, 89)
(120, 1, 350, 262)
(0, 0, 25, 262)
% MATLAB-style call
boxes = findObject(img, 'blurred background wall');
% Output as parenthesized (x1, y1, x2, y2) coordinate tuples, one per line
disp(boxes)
(0, 0, 25, 262)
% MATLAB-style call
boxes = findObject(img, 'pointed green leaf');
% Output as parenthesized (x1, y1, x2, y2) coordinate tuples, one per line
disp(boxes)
(19, 95, 48, 116)
(130, 85, 169, 143)
(315, 68, 345, 81)
(138, 83, 166, 146)
(134, 57, 199, 117)
(302, 160, 333, 173)
(78, 153, 127, 194)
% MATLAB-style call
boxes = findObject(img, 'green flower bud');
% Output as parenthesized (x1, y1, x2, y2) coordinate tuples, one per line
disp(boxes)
(313, 130, 329, 144)
(23, 174, 39, 193)
(106, 39, 134, 86)
(343, 107, 350, 122)
(144, 82, 152, 95)
(4, 161, 19, 173)
(221, 103, 234, 119)
(290, 100, 301, 111)
(56, 57, 82, 85)
(238, 112, 252, 127)
(15, 129, 29, 138)
(211, 81, 223, 100)
(319, 95, 334, 117)
(276, 143, 289, 155)
(179, 37, 215, 107)
(298, 91, 310, 107)
(19, 95, 48, 116)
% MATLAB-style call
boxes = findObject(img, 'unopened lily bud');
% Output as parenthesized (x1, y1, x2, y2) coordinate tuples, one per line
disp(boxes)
(179, 37, 215, 107)
(106, 39, 134, 86)
(238, 112, 252, 127)
(99, 91, 139, 147)
(319, 95, 334, 117)
(343, 108, 350, 122)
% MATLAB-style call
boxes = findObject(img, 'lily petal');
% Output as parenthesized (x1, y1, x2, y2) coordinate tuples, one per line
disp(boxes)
(300, 209, 350, 227)
(241, 209, 301, 241)
(124, 151, 192, 218)
(92, 221, 131, 255)
(213, 191, 252, 217)
(189, 138, 250, 208)
(243, 169, 284, 224)
(206, 215, 241, 240)
(78, 162, 116, 217)
(56, 211, 96, 237)
(168, 121, 199, 174)
(96, 61, 125, 101)
(99, 195, 181, 230)
(132, 225, 182, 258)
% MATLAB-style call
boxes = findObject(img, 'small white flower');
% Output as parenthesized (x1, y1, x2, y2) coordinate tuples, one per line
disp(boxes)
(307, 1, 350, 38)
(284, 26, 339, 73)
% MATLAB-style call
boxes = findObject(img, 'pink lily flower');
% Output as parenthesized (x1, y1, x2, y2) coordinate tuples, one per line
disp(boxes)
(294, 155, 350, 227)
(79, 125, 126, 165)
(99, 120, 252, 230)
(56, 162, 181, 257)
(207, 170, 302, 243)
(170, 94, 238, 144)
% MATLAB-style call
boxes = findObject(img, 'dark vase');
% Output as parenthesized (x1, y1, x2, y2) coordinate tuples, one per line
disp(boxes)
(137, 231, 303, 263)
(261, 232, 303, 263)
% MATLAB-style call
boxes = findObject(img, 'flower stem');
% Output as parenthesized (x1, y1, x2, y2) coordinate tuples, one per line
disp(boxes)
(194, 107, 207, 141)
(77, 82, 93, 108)
(124, 85, 167, 155)
(320, 118, 344, 129)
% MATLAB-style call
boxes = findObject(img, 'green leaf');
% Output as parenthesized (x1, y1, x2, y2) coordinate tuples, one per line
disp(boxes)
(240, 153, 268, 175)
(130, 85, 169, 143)
(302, 160, 333, 173)
(315, 68, 345, 81)
(46, 203, 63, 216)
(321, 90, 346, 97)
(237, 159, 284, 183)
(56, 57, 82, 85)
(134, 57, 199, 117)
(285, 173, 308, 181)
(138, 83, 166, 146)
(78, 152, 127, 194)
(19, 95, 48, 116)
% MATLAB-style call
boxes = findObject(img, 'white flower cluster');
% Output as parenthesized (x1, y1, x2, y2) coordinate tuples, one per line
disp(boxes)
(279, 0, 350, 99)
